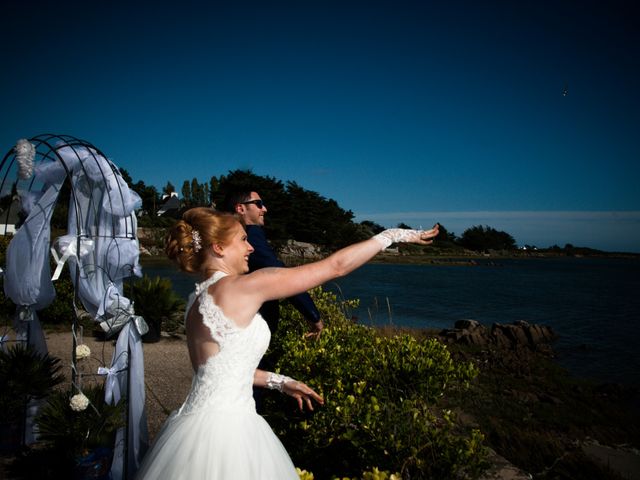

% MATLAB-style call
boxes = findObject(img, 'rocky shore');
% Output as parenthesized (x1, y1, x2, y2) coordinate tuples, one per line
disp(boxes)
(429, 320, 640, 480)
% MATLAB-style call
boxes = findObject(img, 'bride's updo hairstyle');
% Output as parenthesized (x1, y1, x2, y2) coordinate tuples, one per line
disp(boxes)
(165, 207, 239, 274)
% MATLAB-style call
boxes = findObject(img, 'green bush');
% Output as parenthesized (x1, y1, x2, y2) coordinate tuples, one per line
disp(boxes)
(0, 344, 64, 424)
(124, 275, 186, 342)
(36, 384, 125, 464)
(265, 287, 488, 479)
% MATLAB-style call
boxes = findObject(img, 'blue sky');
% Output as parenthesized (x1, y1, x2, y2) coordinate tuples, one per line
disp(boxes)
(1, 1, 638, 252)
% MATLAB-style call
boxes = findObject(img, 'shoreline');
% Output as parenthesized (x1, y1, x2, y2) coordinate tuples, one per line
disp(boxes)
(140, 250, 640, 269)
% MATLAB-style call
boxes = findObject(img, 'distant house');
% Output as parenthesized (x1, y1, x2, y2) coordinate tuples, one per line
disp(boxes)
(0, 197, 21, 235)
(157, 192, 180, 217)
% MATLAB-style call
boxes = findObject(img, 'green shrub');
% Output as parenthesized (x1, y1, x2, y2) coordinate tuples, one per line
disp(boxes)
(124, 275, 186, 342)
(0, 344, 64, 424)
(36, 384, 125, 462)
(265, 287, 488, 479)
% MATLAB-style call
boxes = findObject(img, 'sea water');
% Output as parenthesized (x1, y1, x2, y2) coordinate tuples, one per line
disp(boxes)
(141, 256, 640, 387)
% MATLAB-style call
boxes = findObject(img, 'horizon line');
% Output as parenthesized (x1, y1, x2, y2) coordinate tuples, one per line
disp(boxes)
(355, 210, 640, 221)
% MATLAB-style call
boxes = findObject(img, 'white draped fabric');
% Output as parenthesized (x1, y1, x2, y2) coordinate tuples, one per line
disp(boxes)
(100, 322, 149, 479)
(3, 138, 149, 479)
(3, 160, 66, 445)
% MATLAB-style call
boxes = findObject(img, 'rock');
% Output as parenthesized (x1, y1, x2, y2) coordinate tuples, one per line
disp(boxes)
(478, 448, 532, 480)
(492, 323, 530, 347)
(439, 320, 556, 354)
(455, 319, 482, 330)
(462, 330, 488, 346)
(581, 439, 640, 480)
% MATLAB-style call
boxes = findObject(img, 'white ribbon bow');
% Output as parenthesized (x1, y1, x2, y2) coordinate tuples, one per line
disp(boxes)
(50, 236, 95, 281)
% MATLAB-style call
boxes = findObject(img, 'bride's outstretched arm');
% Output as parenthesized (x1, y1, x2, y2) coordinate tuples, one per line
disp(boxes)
(245, 224, 440, 304)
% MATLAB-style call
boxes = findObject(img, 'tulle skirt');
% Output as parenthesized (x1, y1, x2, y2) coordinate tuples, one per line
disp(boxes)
(135, 408, 298, 479)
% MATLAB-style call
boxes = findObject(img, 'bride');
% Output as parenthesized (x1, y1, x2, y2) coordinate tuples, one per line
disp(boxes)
(135, 207, 438, 479)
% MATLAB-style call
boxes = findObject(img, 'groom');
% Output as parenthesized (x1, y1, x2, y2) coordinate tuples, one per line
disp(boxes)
(220, 188, 323, 335)
(220, 188, 323, 410)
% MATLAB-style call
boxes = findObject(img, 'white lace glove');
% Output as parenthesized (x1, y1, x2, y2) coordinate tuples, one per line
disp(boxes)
(266, 372, 294, 392)
(373, 228, 430, 250)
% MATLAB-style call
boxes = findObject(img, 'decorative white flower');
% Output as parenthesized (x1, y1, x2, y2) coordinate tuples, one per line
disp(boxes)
(75, 344, 91, 360)
(14, 138, 35, 180)
(70, 392, 90, 412)
(191, 229, 202, 252)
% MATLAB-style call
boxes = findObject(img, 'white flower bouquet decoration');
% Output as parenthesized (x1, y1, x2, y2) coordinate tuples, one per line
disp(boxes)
(75, 344, 91, 360)
(69, 392, 90, 412)
(14, 138, 35, 180)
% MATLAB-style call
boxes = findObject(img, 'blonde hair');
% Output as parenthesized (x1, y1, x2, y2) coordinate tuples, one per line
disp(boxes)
(165, 208, 239, 274)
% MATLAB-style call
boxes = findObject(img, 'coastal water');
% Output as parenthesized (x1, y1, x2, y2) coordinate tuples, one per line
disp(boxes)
(141, 257, 640, 388)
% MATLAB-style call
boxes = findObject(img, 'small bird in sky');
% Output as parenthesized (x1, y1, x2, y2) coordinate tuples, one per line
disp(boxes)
(562, 83, 568, 97)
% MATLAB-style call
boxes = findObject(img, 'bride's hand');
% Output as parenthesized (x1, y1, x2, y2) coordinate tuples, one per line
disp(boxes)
(374, 223, 440, 248)
(415, 223, 440, 244)
(283, 380, 324, 411)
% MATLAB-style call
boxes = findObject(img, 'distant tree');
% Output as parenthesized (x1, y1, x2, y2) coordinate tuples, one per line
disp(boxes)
(118, 169, 159, 216)
(181, 180, 191, 207)
(459, 225, 516, 252)
(360, 220, 385, 235)
(190, 178, 200, 205)
(285, 181, 362, 249)
(132, 181, 159, 216)
(209, 176, 220, 206)
(435, 224, 457, 244)
(202, 183, 210, 206)
(163, 182, 175, 196)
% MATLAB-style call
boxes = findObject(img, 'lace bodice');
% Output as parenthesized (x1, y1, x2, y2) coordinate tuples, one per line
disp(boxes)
(178, 271, 271, 415)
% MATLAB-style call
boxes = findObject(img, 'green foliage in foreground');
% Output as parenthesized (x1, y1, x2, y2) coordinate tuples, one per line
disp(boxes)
(37, 384, 125, 459)
(0, 344, 64, 423)
(265, 287, 489, 479)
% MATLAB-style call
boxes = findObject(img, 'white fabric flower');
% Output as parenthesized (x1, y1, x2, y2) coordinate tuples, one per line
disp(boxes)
(75, 344, 91, 360)
(14, 138, 36, 180)
(70, 392, 90, 412)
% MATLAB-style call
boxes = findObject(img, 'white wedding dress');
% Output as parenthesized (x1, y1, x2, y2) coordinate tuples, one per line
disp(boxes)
(136, 271, 299, 479)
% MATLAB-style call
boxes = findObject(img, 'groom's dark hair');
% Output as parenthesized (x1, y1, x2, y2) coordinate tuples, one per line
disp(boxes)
(220, 188, 252, 213)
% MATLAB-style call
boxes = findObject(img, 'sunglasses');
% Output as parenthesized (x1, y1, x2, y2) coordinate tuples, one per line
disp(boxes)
(240, 199, 266, 209)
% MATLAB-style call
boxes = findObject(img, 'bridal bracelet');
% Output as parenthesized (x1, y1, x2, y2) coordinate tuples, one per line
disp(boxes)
(266, 372, 294, 392)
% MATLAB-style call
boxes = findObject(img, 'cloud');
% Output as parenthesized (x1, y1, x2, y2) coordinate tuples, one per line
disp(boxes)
(354, 211, 640, 252)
